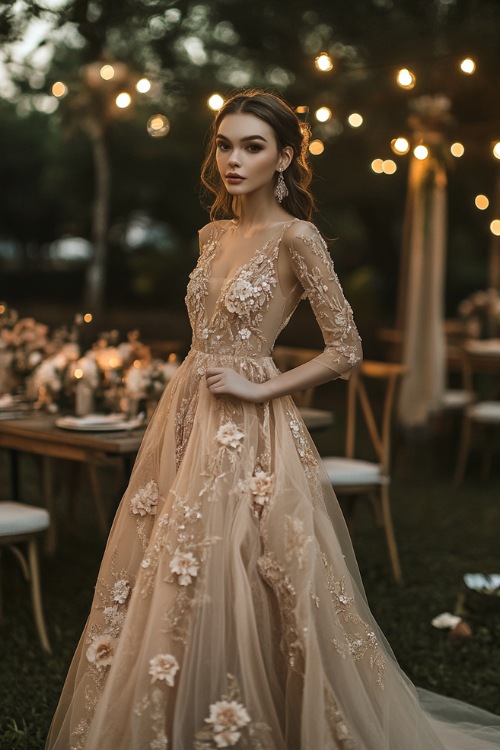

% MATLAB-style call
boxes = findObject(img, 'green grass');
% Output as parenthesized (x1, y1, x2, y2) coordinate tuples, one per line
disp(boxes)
(1, 404, 499, 749)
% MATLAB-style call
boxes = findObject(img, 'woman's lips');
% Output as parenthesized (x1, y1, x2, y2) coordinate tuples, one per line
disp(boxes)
(226, 174, 245, 183)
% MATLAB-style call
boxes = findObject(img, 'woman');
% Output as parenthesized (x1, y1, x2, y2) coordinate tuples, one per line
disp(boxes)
(47, 91, 500, 749)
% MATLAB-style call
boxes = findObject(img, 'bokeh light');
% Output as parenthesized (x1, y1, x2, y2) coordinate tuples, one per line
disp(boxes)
(74, 368, 84, 379)
(450, 142, 465, 157)
(116, 92, 132, 108)
(414, 145, 429, 160)
(136, 78, 151, 93)
(475, 195, 489, 210)
(309, 139, 325, 155)
(315, 106, 332, 123)
(83, 313, 93, 323)
(315, 53, 333, 72)
(391, 137, 410, 155)
(396, 68, 416, 89)
(51, 81, 67, 98)
(147, 114, 170, 138)
(371, 159, 384, 174)
(100, 64, 115, 81)
(460, 58, 476, 74)
(347, 113, 363, 128)
(382, 159, 397, 174)
(493, 142, 500, 160)
(490, 220, 500, 236)
(208, 93, 224, 111)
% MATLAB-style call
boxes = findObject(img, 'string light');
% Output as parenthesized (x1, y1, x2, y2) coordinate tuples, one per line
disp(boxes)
(147, 114, 170, 138)
(74, 368, 84, 379)
(450, 142, 465, 157)
(491, 220, 500, 236)
(315, 106, 332, 122)
(347, 113, 363, 127)
(391, 137, 410, 155)
(136, 78, 151, 93)
(116, 92, 132, 108)
(100, 64, 115, 80)
(414, 145, 428, 160)
(396, 68, 416, 89)
(371, 159, 384, 173)
(208, 93, 224, 111)
(83, 313, 93, 323)
(493, 142, 500, 160)
(475, 195, 489, 210)
(460, 58, 476, 74)
(295, 105, 309, 115)
(51, 81, 67, 98)
(315, 53, 333, 72)
(309, 139, 325, 155)
(382, 159, 397, 174)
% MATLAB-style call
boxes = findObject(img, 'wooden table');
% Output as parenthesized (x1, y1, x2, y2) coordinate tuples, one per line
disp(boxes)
(0, 414, 145, 554)
(0, 407, 333, 555)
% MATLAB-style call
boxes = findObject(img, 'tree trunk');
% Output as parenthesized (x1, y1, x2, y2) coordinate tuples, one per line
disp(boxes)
(83, 117, 110, 323)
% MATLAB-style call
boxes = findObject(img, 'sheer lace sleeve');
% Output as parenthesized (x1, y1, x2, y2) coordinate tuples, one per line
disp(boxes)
(285, 221, 362, 380)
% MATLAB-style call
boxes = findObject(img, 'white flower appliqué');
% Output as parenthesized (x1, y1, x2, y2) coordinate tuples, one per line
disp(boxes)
(170, 548, 199, 586)
(249, 471, 274, 506)
(205, 700, 251, 747)
(148, 653, 180, 686)
(130, 479, 159, 517)
(86, 634, 116, 670)
(111, 578, 131, 604)
(215, 422, 244, 450)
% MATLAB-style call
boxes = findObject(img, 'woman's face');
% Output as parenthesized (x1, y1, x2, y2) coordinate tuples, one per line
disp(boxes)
(215, 113, 285, 199)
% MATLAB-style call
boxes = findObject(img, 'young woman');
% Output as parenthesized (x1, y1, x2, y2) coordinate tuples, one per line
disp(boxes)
(47, 91, 500, 749)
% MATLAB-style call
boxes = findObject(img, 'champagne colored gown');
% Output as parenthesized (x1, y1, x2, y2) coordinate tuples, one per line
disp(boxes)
(47, 219, 500, 749)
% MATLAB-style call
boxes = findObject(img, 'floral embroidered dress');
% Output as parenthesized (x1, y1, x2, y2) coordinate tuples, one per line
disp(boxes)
(47, 220, 500, 750)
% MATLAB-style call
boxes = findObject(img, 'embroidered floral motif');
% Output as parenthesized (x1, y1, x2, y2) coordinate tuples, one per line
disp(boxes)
(169, 548, 200, 586)
(194, 674, 271, 749)
(130, 479, 159, 517)
(284, 515, 312, 570)
(249, 470, 273, 504)
(148, 653, 180, 686)
(86, 634, 116, 669)
(111, 578, 131, 604)
(215, 422, 245, 450)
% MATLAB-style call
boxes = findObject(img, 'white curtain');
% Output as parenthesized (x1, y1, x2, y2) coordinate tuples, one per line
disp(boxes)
(398, 155, 447, 428)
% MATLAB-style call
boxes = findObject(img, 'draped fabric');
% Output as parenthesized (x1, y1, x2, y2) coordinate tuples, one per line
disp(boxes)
(47, 220, 500, 749)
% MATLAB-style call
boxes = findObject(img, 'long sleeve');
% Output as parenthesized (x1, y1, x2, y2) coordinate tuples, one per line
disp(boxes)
(285, 221, 362, 380)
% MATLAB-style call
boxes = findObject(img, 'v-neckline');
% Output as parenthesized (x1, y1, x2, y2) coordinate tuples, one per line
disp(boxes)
(203, 218, 299, 327)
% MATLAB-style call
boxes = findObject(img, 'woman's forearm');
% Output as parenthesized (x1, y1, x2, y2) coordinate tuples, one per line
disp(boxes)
(261, 359, 342, 401)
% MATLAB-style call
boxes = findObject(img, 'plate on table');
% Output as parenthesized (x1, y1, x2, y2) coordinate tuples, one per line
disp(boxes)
(55, 413, 145, 432)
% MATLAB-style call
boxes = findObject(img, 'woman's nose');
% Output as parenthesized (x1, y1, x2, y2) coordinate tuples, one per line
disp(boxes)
(228, 150, 241, 167)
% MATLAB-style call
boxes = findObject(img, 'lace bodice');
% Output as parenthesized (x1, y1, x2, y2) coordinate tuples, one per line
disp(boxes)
(186, 218, 362, 379)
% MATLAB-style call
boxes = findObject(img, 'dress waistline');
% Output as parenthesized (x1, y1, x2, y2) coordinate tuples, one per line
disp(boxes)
(187, 346, 274, 362)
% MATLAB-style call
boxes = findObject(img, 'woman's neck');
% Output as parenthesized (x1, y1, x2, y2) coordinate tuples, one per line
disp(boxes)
(232, 187, 293, 236)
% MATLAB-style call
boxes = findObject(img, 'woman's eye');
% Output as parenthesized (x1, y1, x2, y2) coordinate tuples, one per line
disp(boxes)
(247, 144, 263, 152)
(216, 142, 229, 151)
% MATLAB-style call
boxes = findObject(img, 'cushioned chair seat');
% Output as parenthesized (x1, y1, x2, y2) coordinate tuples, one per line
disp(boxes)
(466, 402, 500, 424)
(0, 502, 50, 537)
(322, 457, 388, 487)
(441, 389, 474, 410)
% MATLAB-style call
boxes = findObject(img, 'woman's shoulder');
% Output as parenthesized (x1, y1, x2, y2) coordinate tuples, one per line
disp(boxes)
(198, 219, 233, 239)
(283, 218, 322, 243)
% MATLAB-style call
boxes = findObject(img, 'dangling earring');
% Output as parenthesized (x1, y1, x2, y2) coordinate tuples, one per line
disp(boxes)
(274, 167, 289, 203)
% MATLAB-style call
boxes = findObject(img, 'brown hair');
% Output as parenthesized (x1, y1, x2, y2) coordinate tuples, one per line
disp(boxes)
(201, 90, 316, 222)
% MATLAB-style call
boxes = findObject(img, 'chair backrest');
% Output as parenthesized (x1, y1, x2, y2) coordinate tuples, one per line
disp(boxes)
(272, 345, 323, 407)
(345, 361, 406, 475)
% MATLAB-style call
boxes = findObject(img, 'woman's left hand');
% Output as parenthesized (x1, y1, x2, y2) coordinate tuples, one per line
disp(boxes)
(205, 367, 268, 403)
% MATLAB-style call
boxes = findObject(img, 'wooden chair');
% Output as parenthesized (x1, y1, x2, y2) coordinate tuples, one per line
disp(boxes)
(321, 361, 406, 583)
(453, 346, 500, 485)
(0, 501, 51, 652)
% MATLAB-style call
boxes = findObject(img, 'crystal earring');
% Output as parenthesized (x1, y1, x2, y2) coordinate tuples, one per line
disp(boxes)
(274, 168, 289, 203)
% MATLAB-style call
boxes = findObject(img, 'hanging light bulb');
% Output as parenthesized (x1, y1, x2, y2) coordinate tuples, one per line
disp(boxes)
(490, 220, 500, 236)
(475, 195, 489, 210)
(147, 114, 170, 138)
(315, 53, 333, 72)
(136, 78, 151, 93)
(396, 68, 416, 89)
(371, 159, 384, 174)
(315, 107, 332, 123)
(382, 160, 397, 174)
(309, 139, 325, 155)
(414, 145, 429, 160)
(391, 137, 410, 155)
(493, 142, 500, 160)
(208, 93, 224, 111)
(100, 64, 115, 81)
(450, 142, 465, 157)
(460, 58, 476, 74)
(347, 113, 363, 128)
(116, 92, 132, 108)
(51, 81, 67, 98)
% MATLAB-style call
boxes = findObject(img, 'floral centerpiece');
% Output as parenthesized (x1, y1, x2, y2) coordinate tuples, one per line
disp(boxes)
(458, 289, 500, 339)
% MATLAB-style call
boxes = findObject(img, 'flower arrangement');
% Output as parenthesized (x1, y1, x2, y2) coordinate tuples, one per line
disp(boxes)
(458, 288, 500, 339)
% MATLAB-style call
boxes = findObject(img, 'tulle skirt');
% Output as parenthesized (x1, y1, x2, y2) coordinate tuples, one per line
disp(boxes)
(46, 349, 500, 749)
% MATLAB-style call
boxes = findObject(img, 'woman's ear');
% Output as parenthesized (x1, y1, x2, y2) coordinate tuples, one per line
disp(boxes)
(279, 146, 293, 171)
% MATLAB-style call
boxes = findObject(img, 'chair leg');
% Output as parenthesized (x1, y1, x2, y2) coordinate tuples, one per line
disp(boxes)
(453, 416, 472, 487)
(380, 485, 403, 584)
(27, 539, 51, 653)
(87, 462, 110, 539)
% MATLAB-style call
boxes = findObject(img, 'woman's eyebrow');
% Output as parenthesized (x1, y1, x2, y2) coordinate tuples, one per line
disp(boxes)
(215, 134, 268, 143)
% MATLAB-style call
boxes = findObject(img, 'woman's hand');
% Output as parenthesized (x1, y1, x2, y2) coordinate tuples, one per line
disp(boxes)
(205, 367, 269, 403)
